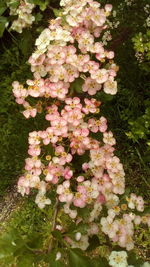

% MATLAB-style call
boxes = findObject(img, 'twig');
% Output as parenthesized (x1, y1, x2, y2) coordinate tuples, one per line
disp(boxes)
(47, 198, 59, 253)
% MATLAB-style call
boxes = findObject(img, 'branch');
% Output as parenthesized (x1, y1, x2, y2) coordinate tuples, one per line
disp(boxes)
(109, 27, 132, 50)
(47, 198, 59, 253)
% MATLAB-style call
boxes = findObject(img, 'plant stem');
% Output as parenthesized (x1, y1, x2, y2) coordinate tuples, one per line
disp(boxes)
(47, 198, 59, 253)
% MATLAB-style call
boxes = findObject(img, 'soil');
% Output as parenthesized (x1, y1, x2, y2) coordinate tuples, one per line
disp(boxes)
(0, 186, 22, 231)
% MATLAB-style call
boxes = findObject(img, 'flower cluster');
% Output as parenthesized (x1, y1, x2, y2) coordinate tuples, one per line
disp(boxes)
(12, 0, 149, 256)
(109, 251, 150, 267)
(8, 0, 35, 33)
(12, 1, 118, 102)
(17, 97, 124, 211)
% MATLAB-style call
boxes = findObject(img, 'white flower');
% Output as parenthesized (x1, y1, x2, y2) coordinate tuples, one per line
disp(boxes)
(55, 27, 74, 42)
(103, 131, 116, 146)
(109, 251, 128, 267)
(60, 0, 72, 6)
(35, 28, 51, 50)
(35, 193, 51, 209)
(104, 79, 117, 95)
(89, 203, 102, 222)
(71, 235, 89, 250)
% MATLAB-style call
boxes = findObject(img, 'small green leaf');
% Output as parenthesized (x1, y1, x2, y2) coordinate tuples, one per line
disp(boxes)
(68, 249, 91, 267)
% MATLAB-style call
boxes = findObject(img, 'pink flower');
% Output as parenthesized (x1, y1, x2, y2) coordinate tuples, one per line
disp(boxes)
(53, 146, 72, 165)
(25, 157, 41, 171)
(77, 176, 84, 182)
(88, 117, 107, 133)
(103, 131, 116, 146)
(57, 181, 73, 203)
(12, 81, 28, 99)
(49, 65, 67, 83)
(45, 104, 59, 121)
(50, 81, 69, 100)
(46, 163, 64, 184)
(47, 45, 66, 65)
(51, 117, 68, 136)
(105, 4, 113, 13)
(90, 148, 105, 167)
(106, 156, 123, 173)
(78, 31, 94, 52)
(65, 45, 77, 63)
(73, 192, 86, 208)
(106, 51, 114, 59)
(75, 54, 90, 71)
(22, 102, 37, 119)
(18, 176, 30, 196)
(64, 97, 82, 111)
(90, 42, 104, 54)
(91, 9, 106, 27)
(62, 108, 83, 126)
(82, 60, 100, 73)
(63, 167, 73, 180)
(42, 127, 58, 144)
(82, 77, 102, 95)
(64, 64, 79, 82)
(27, 79, 45, 97)
(28, 54, 45, 66)
(66, 14, 82, 27)
(82, 98, 100, 114)
(91, 69, 108, 84)
(28, 145, 41, 156)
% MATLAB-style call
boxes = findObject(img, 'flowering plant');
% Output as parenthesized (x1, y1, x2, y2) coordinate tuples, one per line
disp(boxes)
(11, 0, 150, 265)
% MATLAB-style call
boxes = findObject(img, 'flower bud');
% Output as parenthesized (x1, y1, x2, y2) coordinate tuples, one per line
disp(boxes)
(75, 232, 81, 241)
(56, 252, 61, 261)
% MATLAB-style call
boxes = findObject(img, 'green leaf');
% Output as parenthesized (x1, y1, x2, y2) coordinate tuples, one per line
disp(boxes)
(128, 252, 143, 267)
(142, 207, 150, 215)
(87, 235, 100, 251)
(16, 253, 35, 267)
(19, 30, 33, 56)
(96, 91, 114, 102)
(0, 2, 7, 16)
(70, 78, 84, 94)
(53, 8, 63, 17)
(0, 16, 7, 37)
(92, 257, 109, 267)
(8, 1, 19, 9)
(68, 222, 88, 235)
(68, 249, 91, 267)
(47, 251, 66, 267)
(52, 230, 62, 240)
(28, 0, 49, 11)
(34, 12, 43, 23)
(49, 261, 65, 267)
